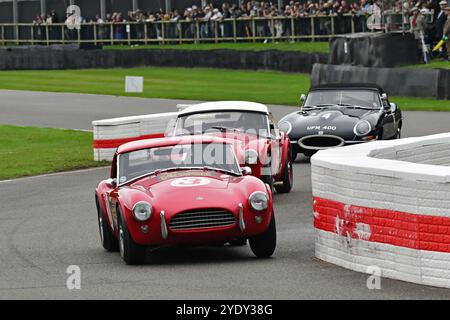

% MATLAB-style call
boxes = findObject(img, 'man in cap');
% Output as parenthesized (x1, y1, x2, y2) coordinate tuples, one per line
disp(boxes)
(410, 6, 426, 39)
(410, 6, 430, 62)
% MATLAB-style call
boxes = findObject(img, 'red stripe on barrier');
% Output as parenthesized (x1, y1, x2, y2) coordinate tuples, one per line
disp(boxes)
(93, 133, 165, 149)
(313, 197, 450, 253)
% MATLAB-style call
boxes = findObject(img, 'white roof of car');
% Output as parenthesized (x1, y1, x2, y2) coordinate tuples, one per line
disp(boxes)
(178, 101, 269, 116)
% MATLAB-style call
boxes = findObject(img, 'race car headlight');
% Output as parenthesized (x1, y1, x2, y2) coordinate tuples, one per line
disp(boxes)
(132, 202, 152, 221)
(244, 149, 259, 165)
(353, 120, 372, 136)
(249, 191, 268, 212)
(278, 121, 292, 135)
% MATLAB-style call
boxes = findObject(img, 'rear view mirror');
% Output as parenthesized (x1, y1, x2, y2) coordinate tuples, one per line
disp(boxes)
(300, 94, 306, 103)
(241, 166, 252, 176)
(381, 93, 388, 101)
(105, 178, 117, 188)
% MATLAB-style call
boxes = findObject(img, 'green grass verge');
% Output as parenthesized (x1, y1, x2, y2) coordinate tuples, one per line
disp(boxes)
(0, 125, 106, 180)
(392, 97, 450, 111)
(103, 41, 330, 53)
(0, 67, 449, 111)
(404, 60, 450, 69)
(0, 67, 311, 106)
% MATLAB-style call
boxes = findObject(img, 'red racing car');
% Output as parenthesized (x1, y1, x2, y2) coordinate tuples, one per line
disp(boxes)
(171, 101, 293, 193)
(95, 136, 276, 264)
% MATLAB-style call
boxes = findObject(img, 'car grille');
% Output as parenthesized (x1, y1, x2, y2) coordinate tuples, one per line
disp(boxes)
(169, 209, 236, 231)
(299, 135, 345, 150)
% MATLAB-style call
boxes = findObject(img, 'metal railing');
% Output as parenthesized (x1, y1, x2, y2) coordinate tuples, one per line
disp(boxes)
(0, 13, 426, 46)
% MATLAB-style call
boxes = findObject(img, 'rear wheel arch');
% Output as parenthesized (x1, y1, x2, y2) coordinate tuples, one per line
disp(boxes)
(96, 194, 119, 252)
(95, 193, 110, 225)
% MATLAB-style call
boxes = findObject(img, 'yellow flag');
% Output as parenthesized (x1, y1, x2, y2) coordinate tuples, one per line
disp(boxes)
(432, 39, 445, 52)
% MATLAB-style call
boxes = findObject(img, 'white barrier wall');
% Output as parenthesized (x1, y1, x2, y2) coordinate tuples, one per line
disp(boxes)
(311, 133, 450, 288)
(92, 112, 177, 161)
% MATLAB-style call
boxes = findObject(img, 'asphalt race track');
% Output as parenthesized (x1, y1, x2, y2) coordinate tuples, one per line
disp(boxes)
(1, 90, 450, 299)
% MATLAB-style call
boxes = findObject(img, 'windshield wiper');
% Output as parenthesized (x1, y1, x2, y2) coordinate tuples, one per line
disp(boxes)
(336, 103, 353, 106)
(302, 104, 337, 110)
(153, 166, 238, 176)
(151, 167, 180, 175)
(340, 104, 375, 110)
(202, 166, 240, 176)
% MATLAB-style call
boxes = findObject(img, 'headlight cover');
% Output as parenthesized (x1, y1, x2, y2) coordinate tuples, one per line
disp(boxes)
(132, 201, 152, 221)
(278, 121, 292, 135)
(353, 120, 372, 136)
(244, 149, 259, 165)
(249, 191, 269, 212)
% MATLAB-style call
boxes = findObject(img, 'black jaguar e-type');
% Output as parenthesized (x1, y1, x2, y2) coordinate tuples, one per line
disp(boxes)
(278, 83, 402, 159)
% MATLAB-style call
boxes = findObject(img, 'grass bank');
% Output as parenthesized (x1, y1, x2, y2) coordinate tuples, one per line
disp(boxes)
(404, 60, 450, 69)
(0, 125, 106, 180)
(0, 67, 448, 111)
(103, 41, 330, 53)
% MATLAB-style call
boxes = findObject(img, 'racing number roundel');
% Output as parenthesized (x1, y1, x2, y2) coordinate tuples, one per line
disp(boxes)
(170, 177, 211, 187)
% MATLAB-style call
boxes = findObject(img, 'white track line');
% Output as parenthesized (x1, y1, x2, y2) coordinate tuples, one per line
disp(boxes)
(0, 166, 109, 184)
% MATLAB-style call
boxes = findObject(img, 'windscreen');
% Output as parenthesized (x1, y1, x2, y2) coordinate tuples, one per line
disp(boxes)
(305, 90, 381, 109)
(118, 143, 241, 184)
(174, 111, 269, 137)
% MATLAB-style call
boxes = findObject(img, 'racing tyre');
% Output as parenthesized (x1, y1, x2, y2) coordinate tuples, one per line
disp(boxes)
(261, 174, 274, 193)
(97, 199, 119, 252)
(118, 209, 147, 265)
(249, 215, 276, 258)
(275, 156, 293, 194)
(303, 150, 317, 158)
(291, 149, 298, 161)
(261, 154, 274, 193)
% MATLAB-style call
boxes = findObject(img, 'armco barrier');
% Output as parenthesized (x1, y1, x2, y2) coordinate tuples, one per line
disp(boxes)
(0, 45, 327, 74)
(92, 112, 177, 161)
(311, 63, 450, 100)
(311, 133, 450, 288)
(329, 32, 417, 68)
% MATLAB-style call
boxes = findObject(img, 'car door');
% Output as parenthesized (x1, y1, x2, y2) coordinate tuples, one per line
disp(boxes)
(268, 113, 282, 176)
(392, 102, 402, 134)
(380, 97, 396, 139)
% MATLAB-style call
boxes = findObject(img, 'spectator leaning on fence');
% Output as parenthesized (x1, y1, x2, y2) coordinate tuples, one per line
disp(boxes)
(28, 0, 443, 43)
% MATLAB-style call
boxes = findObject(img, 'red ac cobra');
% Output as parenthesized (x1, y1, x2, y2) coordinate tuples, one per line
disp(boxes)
(95, 136, 276, 264)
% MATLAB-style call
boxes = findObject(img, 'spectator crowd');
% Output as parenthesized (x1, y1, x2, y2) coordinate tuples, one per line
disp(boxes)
(91, 0, 380, 38)
(31, 0, 394, 39)
(28, 0, 450, 60)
